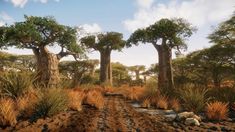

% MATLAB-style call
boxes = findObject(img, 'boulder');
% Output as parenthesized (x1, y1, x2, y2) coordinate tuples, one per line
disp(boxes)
(185, 118, 200, 126)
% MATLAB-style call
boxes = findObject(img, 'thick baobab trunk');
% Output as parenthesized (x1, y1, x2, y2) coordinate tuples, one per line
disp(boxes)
(155, 44, 175, 95)
(100, 50, 112, 86)
(135, 70, 140, 80)
(33, 46, 60, 88)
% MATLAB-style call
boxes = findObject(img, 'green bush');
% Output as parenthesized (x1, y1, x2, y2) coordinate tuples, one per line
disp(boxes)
(178, 85, 208, 113)
(207, 87, 235, 103)
(0, 71, 35, 99)
(31, 88, 69, 121)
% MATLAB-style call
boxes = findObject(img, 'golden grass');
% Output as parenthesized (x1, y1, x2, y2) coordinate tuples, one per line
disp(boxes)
(169, 98, 181, 112)
(67, 90, 86, 111)
(206, 101, 229, 121)
(17, 89, 39, 118)
(85, 89, 105, 109)
(156, 95, 168, 110)
(0, 98, 17, 127)
(142, 98, 151, 108)
(116, 85, 146, 101)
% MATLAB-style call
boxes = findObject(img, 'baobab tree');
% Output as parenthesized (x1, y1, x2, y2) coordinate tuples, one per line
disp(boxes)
(80, 32, 126, 86)
(1, 16, 84, 88)
(128, 65, 145, 80)
(127, 18, 195, 95)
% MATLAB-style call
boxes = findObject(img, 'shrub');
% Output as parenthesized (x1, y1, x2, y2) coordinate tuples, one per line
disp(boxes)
(85, 90, 104, 109)
(142, 98, 151, 108)
(178, 86, 208, 113)
(141, 90, 158, 108)
(169, 98, 181, 112)
(17, 89, 40, 118)
(206, 101, 228, 121)
(0, 98, 17, 127)
(156, 95, 168, 110)
(31, 88, 69, 121)
(67, 90, 85, 111)
(207, 87, 235, 103)
(0, 71, 35, 99)
(117, 85, 146, 101)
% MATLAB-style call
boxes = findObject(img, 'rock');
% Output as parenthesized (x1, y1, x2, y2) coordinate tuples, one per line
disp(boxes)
(192, 115, 201, 122)
(163, 110, 175, 115)
(176, 112, 195, 121)
(165, 114, 177, 121)
(185, 118, 200, 126)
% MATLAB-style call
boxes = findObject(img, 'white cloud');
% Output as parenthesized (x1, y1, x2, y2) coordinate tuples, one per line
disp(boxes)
(137, 0, 154, 9)
(10, 0, 28, 8)
(5, 0, 60, 8)
(0, 12, 14, 26)
(123, 0, 235, 32)
(80, 23, 102, 34)
(0, 21, 5, 27)
(0, 11, 14, 22)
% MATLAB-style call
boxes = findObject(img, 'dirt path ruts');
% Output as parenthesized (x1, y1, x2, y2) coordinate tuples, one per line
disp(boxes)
(96, 95, 174, 132)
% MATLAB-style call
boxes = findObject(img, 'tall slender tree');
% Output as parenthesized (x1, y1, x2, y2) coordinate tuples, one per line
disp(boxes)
(127, 18, 195, 95)
(1, 16, 84, 87)
(80, 32, 126, 86)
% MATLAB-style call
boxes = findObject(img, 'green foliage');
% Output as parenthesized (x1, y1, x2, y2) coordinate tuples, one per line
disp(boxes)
(145, 78, 158, 91)
(208, 13, 235, 45)
(81, 32, 126, 52)
(127, 18, 196, 50)
(31, 88, 68, 121)
(208, 87, 235, 103)
(0, 71, 35, 99)
(177, 84, 209, 113)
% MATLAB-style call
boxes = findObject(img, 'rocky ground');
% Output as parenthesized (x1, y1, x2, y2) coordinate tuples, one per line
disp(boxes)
(1, 94, 235, 132)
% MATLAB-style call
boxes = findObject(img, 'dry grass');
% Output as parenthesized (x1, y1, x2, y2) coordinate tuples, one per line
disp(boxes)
(142, 98, 151, 108)
(85, 89, 105, 109)
(116, 85, 146, 101)
(156, 95, 168, 110)
(17, 89, 39, 118)
(0, 98, 17, 127)
(206, 101, 229, 121)
(67, 90, 86, 111)
(169, 98, 181, 112)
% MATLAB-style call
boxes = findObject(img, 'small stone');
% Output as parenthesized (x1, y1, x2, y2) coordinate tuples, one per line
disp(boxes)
(177, 112, 195, 121)
(185, 118, 200, 126)
(192, 115, 201, 122)
(165, 114, 177, 121)
(173, 122, 178, 127)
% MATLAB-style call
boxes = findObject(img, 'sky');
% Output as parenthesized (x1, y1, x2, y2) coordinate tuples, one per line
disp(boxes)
(0, 0, 235, 68)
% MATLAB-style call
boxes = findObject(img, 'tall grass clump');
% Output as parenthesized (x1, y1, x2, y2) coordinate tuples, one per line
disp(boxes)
(31, 88, 69, 121)
(67, 90, 86, 111)
(0, 98, 17, 127)
(85, 89, 104, 109)
(206, 101, 228, 121)
(0, 71, 35, 99)
(17, 89, 40, 118)
(178, 84, 208, 113)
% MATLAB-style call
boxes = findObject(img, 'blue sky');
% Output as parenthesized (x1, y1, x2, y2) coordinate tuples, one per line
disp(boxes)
(0, 0, 235, 67)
